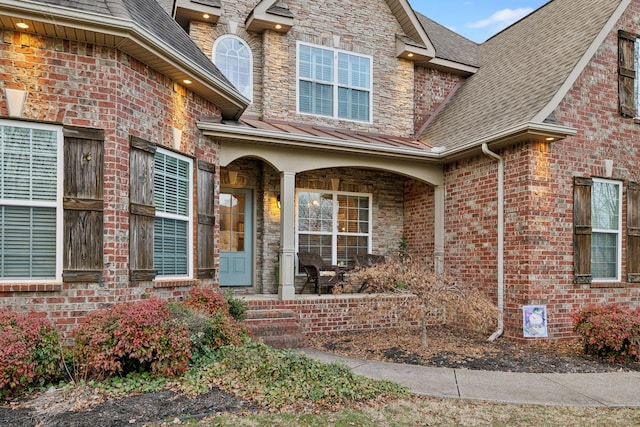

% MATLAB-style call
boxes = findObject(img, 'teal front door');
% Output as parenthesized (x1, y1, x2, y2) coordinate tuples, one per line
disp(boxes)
(219, 189, 253, 286)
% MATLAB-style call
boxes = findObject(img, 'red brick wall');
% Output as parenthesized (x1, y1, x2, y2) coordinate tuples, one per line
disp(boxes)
(441, 3, 640, 340)
(0, 30, 222, 332)
(246, 295, 422, 335)
(414, 66, 464, 136)
(403, 179, 435, 263)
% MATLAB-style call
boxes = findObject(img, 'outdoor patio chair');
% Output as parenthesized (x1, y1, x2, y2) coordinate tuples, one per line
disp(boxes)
(353, 254, 386, 292)
(297, 252, 345, 295)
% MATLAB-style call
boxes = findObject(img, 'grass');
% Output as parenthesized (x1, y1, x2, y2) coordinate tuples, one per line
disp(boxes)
(176, 398, 640, 426)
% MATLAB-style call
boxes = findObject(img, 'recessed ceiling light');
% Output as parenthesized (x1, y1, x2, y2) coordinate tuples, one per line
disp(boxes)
(545, 137, 555, 141)
(407, 53, 414, 57)
(16, 22, 29, 29)
(203, 14, 210, 19)
(183, 79, 192, 85)
(275, 24, 282, 29)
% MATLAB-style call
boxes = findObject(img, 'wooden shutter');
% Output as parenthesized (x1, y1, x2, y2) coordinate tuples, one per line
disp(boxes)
(628, 182, 640, 282)
(63, 127, 104, 284)
(574, 177, 592, 284)
(129, 136, 156, 283)
(619, 30, 636, 118)
(197, 160, 216, 279)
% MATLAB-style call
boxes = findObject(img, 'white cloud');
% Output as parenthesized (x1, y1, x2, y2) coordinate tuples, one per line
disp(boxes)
(467, 7, 533, 29)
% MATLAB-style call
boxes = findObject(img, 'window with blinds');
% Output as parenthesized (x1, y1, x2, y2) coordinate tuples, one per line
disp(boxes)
(0, 122, 62, 280)
(297, 42, 372, 122)
(153, 148, 192, 278)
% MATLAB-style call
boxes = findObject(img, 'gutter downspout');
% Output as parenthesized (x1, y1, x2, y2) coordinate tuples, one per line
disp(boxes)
(482, 144, 504, 342)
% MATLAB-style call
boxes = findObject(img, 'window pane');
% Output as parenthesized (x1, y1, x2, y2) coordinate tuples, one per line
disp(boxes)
(298, 192, 334, 232)
(591, 232, 617, 279)
(299, 45, 333, 82)
(337, 235, 368, 268)
(215, 37, 252, 99)
(298, 234, 332, 262)
(154, 217, 188, 275)
(592, 181, 619, 230)
(220, 193, 245, 252)
(154, 152, 190, 216)
(338, 53, 370, 88)
(0, 126, 57, 201)
(0, 206, 56, 278)
(338, 87, 369, 121)
(299, 81, 333, 116)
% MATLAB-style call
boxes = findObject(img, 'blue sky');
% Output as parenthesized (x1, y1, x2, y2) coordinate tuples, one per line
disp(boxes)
(410, 0, 549, 43)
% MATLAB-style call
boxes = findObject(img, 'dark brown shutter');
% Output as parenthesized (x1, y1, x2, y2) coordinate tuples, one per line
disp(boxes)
(574, 177, 592, 284)
(63, 127, 104, 284)
(619, 30, 636, 118)
(129, 136, 156, 283)
(628, 182, 640, 282)
(197, 160, 216, 279)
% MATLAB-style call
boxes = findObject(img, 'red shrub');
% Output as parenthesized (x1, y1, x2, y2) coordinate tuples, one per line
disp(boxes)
(572, 304, 640, 363)
(183, 286, 230, 317)
(73, 298, 191, 379)
(0, 310, 62, 397)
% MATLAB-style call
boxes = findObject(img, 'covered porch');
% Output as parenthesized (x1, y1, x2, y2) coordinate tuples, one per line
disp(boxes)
(200, 117, 445, 300)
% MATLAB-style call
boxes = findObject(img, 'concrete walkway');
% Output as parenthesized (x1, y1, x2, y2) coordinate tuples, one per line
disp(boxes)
(302, 348, 640, 407)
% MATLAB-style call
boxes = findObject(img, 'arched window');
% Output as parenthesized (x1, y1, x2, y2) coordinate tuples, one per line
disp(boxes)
(213, 35, 253, 101)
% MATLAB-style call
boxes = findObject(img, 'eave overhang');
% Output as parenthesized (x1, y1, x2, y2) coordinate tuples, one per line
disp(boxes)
(436, 121, 578, 162)
(174, 0, 221, 32)
(0, 0, 248, 120)
(245, 1, 293, 34)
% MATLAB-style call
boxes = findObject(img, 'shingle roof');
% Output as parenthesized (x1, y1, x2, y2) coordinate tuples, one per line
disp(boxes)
(415, 12, 479, 68)
(420, 0, 624, 151)
(38, 0, 233, 88)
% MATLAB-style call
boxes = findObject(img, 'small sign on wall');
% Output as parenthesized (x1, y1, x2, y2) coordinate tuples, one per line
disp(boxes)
(523, 305, 548, 338)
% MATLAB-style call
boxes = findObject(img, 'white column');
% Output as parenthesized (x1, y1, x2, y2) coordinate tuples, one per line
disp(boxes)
(433, 185, 445, 275)
(278, 171, 296, 300)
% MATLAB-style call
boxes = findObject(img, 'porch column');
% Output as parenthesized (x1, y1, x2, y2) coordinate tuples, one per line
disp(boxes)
(278, 171, 296, 300)
(434, 185, 445, 275)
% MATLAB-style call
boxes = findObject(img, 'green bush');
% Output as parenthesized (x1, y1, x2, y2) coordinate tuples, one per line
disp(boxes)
(0, 310, 63, 397)
(223, 289, 247, 321)
(572, 304, 640, 363)
(73, 298, 192, 379)
(168, 303, 250, 361)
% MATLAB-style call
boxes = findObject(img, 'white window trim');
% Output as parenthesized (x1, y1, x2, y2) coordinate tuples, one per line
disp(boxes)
(295, 189, 372, 269)
(213, 34, 253, 102)
(296, 41, 373, 124)
(591, 178, 622, 283)
(0, 120, 63, 283)
(154, 147, 194, 280)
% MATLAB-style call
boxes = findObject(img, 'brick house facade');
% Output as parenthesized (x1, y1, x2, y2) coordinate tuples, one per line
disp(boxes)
(1, 0, 639, 340)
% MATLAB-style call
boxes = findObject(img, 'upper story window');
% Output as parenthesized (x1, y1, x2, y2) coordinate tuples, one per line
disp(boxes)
(297, 42, 372, 123)
(296, 191, 371, 268)
(154, 148, 193, 278)
(213, 35, 253, 101)
(0, 121, 62, 281)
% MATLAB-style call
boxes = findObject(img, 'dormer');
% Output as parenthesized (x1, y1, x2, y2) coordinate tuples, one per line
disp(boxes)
(245, 0, 294, 34)
(174, 0, 222, 32)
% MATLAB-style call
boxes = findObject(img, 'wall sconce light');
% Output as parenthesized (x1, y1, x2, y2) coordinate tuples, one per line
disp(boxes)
(276, 194, 281, 209)
(4, 88, 27, 118)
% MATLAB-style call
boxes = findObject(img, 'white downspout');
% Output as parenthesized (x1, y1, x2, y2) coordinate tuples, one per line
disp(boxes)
(482, 143, 504, 342)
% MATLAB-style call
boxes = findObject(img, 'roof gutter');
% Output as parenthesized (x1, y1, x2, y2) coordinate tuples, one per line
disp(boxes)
(482, 143, 504, 342)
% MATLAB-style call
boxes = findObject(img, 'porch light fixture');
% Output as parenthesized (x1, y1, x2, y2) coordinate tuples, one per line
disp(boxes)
(203, 14, 210, 19)
(545, 137, 555, 141)
(182, 79, 192, 85)
(16, 22, 29, 29)
(4, 88, 27, 118)
(276, 194, 281, 209)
